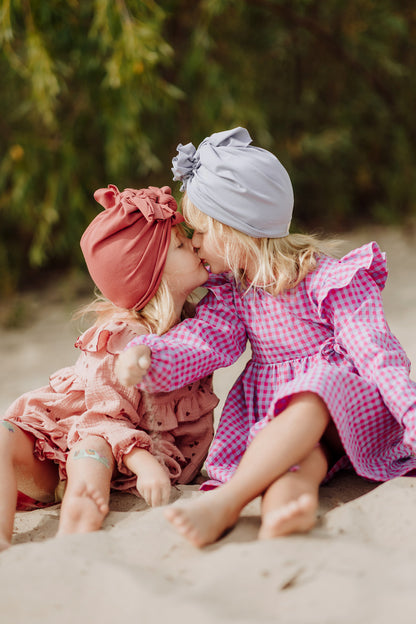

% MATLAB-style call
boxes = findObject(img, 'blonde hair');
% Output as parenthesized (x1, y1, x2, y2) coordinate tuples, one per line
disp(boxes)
(182, 193, 339, 296)
(76, 224, 196, 334)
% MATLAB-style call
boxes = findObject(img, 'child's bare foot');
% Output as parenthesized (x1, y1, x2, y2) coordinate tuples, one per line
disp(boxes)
(57, 482, 109, 535)
(259, 493, 317, 539)
(164, 490, 240, 548)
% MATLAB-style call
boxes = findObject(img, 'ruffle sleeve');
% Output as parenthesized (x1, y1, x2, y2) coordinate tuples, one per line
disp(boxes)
(75, 319, 144, 355)
(49, 320, 145, 395)
(310, 243, 416, 442)
(312, 242, 388, 320)
(66, 320, 155, 474)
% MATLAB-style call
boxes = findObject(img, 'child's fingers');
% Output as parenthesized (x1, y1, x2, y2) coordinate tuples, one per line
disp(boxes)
(146, 481, 171, 507)
(158, 483, 172, 507)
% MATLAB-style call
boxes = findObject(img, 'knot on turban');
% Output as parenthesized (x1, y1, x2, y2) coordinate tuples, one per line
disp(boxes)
(172, 127, 252, 192)
(172, 127, 294, 239)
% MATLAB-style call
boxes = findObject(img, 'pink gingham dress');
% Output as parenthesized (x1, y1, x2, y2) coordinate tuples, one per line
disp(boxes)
(3, 319, 218, 499)
(129, 242, 416, 486)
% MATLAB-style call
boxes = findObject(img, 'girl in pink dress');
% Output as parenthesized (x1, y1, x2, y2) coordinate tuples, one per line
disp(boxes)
(0, 185, 217, 550)
(117, 128, 416, 547)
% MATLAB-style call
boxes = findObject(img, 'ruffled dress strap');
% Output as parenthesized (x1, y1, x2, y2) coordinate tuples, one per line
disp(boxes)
(311, 242, 387, 318)
(75, 319, 147, 355)
(49, 319, 146, 394)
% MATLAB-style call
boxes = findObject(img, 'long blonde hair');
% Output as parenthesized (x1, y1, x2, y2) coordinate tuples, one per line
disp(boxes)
(182, 193, 339, 296)
(76, 224, 196, 334)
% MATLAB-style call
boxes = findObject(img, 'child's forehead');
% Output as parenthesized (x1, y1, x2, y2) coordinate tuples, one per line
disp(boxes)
(185, 206, 210, 230)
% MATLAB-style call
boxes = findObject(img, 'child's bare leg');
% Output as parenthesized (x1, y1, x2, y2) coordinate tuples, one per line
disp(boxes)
(0, 421, 58, 550)
(58, 436, 114, 535)
(259, 444, 328, 539)
(165, 392, 330, 547)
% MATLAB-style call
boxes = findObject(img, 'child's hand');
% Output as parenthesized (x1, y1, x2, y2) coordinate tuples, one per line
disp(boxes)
(115, 345, 151, 386)
(123, 447, 172, 507)
(136, 464, 171, 507)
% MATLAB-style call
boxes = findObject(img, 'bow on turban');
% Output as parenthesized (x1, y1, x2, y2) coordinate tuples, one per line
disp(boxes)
(172, 127, 294, 238)
(81, 185, 184, 310)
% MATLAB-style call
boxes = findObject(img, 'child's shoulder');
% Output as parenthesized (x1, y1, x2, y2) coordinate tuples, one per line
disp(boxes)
(308, 241, 388, 299)
(76, 318, 148, 356)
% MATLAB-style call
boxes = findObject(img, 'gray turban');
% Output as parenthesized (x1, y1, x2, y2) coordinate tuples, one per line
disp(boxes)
(171, 127, 294, 238)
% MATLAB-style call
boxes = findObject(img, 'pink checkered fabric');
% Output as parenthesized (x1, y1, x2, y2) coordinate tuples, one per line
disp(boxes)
(129, 242, 416, 485)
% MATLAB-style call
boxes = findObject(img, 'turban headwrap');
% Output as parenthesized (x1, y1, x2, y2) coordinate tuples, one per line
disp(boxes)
(172, 127, 294, 238)
(81, 185, 184, 310)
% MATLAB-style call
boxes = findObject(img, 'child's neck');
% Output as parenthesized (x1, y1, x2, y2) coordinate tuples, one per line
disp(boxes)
(243, 258, 258, 284)
(172, 296, 187, 325)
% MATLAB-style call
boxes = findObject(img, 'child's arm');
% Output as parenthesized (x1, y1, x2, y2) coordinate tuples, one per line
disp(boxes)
(123, 447, 171, 507)
(118, 287, 248, 392)
(322, 270, 416, 443)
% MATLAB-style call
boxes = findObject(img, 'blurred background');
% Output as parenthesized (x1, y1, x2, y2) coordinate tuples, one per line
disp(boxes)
(1, 0, 416, 302)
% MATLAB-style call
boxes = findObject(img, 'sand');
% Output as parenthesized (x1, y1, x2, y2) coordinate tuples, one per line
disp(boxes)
(1, 225, 416, 624)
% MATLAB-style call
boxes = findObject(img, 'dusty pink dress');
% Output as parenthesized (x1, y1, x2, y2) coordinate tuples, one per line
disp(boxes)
(4, 319, 218, 501)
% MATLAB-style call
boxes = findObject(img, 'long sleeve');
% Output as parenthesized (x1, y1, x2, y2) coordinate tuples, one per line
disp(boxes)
(65, 320, 156, 475)
(128, 276, 248, 393)
(66, 353, 154, 475)
(317, 260, 416, 446)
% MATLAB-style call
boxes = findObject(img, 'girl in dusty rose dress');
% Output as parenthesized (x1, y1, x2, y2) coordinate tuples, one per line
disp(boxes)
(117, 128, 416, 547)
(0, 185, 217, 550)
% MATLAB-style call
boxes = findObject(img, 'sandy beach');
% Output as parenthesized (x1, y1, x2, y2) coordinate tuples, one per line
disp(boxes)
(1, 225, 416, 624)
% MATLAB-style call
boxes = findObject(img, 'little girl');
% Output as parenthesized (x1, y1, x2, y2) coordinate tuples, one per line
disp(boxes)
(116, 128, 416, 547)
(0, 184, 218, 550)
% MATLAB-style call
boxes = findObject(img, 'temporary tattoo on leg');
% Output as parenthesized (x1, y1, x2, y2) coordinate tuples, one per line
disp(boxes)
(73, 448, 110, 469)
(0, 421, 15, 433)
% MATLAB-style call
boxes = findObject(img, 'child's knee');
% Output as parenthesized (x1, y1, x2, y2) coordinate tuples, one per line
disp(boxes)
(69, 436, 114, 470)
(0, 421, 29, 457)
(291, 391, 328, 412)
(0, 420, 17, 436)
(78, 435, 112, 456)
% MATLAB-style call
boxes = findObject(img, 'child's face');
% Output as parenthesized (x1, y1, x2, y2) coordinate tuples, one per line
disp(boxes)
(163, 227, 209, 298)
(191, 229, 228, 274)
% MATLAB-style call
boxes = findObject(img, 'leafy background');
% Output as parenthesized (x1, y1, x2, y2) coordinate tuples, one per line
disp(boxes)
(1, 0, 415, 295)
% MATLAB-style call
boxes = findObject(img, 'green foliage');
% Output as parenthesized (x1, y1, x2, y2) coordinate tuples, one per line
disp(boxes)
(1, 0, 415, 293)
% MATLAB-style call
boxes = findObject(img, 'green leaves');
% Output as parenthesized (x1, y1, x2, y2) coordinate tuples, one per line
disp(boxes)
(1, 0, 416, 293)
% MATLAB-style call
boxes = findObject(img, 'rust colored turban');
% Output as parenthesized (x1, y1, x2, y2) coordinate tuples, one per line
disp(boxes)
(81, 185, 184, 310)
